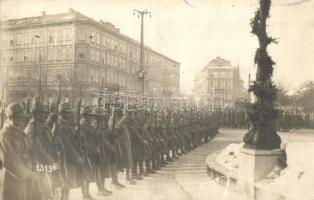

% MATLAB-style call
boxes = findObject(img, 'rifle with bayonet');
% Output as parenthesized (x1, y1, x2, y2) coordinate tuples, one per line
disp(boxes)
(76, 85, 93, 172)
(52, 79, 69, 182)
(0, 84, 6, 129)
(0, 101, 5, 129)
(30, 67, 42, 198)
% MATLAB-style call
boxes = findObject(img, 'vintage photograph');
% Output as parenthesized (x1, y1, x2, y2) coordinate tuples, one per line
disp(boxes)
(0, 0, 314, 199)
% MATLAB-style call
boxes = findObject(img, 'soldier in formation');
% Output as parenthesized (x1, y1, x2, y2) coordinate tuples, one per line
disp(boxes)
(0, 97, 223, 200)
(217, 105, 314, 131)
(277, 108, 314, 132)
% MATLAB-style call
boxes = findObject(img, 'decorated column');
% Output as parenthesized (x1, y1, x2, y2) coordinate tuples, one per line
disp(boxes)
(244, 0, 281, 150)
(238, 1, 285, 199)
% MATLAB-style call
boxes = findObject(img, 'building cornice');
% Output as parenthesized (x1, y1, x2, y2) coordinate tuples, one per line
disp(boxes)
(1, 9, 180, 65)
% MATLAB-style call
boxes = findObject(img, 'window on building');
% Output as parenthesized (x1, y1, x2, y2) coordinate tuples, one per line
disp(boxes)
(79, 30, 86, 41)
(114, 56, 118, 66)
(16, 49, 21, 62)
(37, 31, 44, 43)
(48, 47, 55, 61)
(106, 53, 109, 64)
(23, 49, 28, 62)
(65, 28, 72, 41)
(96, 32, 100, 45)
(95, 50, 99, 62)
(57, 29, 63, 42)
(38, 48, 45, 61)
(91, 49, 94, 61)
(64, 46, 72, 59)
(114, 40, 118, 50)
(56, 46, 63, 61)
(16, 34, 22, 46)
(102, 53, 106, 64)
(79, 53, 85, 59)
(31, 49, 37, 61)
(48, 31, 55, 43)
(110, 55, 113, 66)
(90, 31, 95, 43)
(10, 40, 14, 46)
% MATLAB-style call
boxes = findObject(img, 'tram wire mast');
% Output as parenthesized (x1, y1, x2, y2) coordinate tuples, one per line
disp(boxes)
(133, 9, 151, 95)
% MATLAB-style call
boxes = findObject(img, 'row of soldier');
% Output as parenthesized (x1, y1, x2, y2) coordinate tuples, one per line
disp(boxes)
(0, 98, 220, 200)
(215, 107, 314, 131)
(277, 109, 314, 132)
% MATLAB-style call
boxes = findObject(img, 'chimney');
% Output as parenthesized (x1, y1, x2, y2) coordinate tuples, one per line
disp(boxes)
(41, 11, 46, 16)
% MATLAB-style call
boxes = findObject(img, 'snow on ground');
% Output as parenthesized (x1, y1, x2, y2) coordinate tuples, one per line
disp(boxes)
(213, 129, 314, 199)
(216, 143, 243, 171)
(258, 142, 314, 199)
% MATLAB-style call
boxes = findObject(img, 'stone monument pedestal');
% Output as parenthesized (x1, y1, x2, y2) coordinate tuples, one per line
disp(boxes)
(237, 147, 284, 200)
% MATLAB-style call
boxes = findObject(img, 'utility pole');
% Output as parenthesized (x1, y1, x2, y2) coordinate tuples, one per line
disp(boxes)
(248, 73, 251, 103)
(35, 35, 42, 102)
(133, 9, 151, 95)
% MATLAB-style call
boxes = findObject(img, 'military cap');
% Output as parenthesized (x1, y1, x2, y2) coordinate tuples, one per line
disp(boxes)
(6, 103, 27, 118)
(31, 102, 49, 113)
(58, 102, 73, 113)
(81, 106, 96, 116)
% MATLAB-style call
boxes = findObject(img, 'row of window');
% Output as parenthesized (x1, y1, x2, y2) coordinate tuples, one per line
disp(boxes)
(83, 71, 142, 91)
(2, 46, 73, 63)
(209, 80, 232, 89)
(78, 50, 140, 73)
(209, 71, 233, 78)
(3, 28, 73, 47)
(78, 28, 162, 65)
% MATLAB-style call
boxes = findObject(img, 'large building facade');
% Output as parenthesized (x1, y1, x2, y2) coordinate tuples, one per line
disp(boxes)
(0, 9, 180, 104)
(194, 57, 247, 108)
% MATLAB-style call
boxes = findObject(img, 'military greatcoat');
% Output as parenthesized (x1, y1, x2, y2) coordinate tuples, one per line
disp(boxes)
(0, 124, 33, 200)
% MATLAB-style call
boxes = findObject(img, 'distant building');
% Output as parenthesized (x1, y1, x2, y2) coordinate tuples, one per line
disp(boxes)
(0, 9, 180, 104)
(194, 57, 247, 108)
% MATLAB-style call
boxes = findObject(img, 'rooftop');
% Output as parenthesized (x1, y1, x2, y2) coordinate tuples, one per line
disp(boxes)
(1, 8, 179, 65)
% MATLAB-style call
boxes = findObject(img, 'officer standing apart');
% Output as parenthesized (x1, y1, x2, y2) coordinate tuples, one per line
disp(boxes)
(0, 103, 33, 200)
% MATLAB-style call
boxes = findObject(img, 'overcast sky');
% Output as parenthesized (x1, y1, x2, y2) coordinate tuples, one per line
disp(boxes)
(1, 0, 313, 94)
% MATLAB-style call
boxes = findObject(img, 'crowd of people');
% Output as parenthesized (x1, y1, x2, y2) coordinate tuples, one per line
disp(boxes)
(277, 109, 314, 131)
(0, 98, 221, 200)
(217, 107, 314, 131)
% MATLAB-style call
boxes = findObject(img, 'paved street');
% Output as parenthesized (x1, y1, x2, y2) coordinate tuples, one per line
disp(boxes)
(69, 128, 314, 200)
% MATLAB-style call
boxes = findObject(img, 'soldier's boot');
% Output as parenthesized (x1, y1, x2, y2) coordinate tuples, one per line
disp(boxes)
(139, 161, 148, 177)
(103, 180, 113, 195)
(61, 188, 70, 200)
(152, 159, 157, 170)
(176, 145, 182, 156)
(154, 155, 161, 170)
(162, 153, 169, 165)
(132, 163, 142, 180)
(166, 151, 173, 162)
(111, 165, 125, 189)
(54, 187, 62, 200)
(178, 148, 183, 156)
(145, 160, 150, 174)
(126, 168, 137, 185)
(82, 181, 97, 200)
(146, 160, 155, 174)
(157, 154, 162, 167)
(172, 148, 179, 159)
